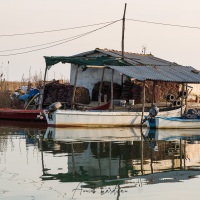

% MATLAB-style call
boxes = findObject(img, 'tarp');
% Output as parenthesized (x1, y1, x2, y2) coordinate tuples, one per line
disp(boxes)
(44, 56, 129, 69)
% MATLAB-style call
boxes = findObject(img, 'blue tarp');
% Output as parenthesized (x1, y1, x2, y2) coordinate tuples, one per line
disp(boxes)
(19, 89, 39, 100)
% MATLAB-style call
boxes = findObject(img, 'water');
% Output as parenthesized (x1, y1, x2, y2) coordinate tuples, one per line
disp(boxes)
(0, 121, 200, 200)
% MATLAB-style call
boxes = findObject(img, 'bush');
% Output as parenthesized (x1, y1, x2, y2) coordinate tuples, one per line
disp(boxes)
(0, 90, 23, 108)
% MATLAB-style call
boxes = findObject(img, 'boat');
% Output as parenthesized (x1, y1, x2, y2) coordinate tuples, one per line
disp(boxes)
(0, 108, 46, 122)
(146, 116, 200, 129)
(0, 119, 47, 129)
(43, 104, 184, 127)
(42, 54, 191, 128)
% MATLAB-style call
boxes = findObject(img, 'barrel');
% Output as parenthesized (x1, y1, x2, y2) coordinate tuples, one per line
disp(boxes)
(166, 94, 175, 101)
(172, 100, 181, 107)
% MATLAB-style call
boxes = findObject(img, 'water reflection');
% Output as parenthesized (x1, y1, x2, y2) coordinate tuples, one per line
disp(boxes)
(1, 122, 200, 199)
(41, 127, 200, 184)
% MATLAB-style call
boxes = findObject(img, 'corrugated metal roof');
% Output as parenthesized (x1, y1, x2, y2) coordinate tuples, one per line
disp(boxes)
(70, 48, 200, 83)
(74, 48, 177, 66)
(107, 65, 200, 83)
(97, 48, 176, 66)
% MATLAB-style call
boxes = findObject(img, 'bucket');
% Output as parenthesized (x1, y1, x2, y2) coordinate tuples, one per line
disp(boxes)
(120, 100, 126, 107)
(129, 99, 135, 105)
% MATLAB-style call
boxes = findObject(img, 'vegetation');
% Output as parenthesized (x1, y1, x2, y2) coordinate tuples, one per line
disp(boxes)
(0, 81, 28, 108)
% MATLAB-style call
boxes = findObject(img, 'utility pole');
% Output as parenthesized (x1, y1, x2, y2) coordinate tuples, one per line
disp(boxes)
(121, 3, 127, 59)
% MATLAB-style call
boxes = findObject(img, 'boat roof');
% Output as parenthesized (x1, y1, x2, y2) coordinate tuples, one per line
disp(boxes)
(44, 48, 200, 83)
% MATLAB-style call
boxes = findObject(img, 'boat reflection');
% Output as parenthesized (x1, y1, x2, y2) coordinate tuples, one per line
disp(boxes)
(0, 120, 46, 145)
(145, 128, 200, 142)
(2, 124, 200, 198)
(44, 127, 142, 142)
(39, 127, 200, 189)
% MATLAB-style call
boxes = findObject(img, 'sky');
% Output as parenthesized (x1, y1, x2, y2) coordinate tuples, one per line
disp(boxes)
(0, 0, 200, 82)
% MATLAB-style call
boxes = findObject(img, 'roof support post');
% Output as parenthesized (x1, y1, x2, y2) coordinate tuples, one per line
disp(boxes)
(151, 81, 155, 106)
(121, 73, 124, 89)
(71, 64, 79, 110)
(140, 131, 144, 175)
(181, 83, 184, 116)
(141, 81, 146, 125)
(110, 69, 114, 110)
(185, 83, 188, 113)
(98, 67, 105, 106)
(38, 65, 48, 110)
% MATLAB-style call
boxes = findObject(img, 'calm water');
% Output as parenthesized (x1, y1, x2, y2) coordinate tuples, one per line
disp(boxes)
(0, 121, 200, 200)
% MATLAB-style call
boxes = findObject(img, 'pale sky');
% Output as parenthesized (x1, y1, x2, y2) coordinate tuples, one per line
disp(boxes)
(1, 0, 200, 81)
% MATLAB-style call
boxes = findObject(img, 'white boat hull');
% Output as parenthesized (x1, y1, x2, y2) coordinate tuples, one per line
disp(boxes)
(146, 116, 200, 129)
(44, 106, 183, 127)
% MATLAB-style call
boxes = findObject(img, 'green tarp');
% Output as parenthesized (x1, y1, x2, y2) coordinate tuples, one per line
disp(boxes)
(44, 56, 129, 70)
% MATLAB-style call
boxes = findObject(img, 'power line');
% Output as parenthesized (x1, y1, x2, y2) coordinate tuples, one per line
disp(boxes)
(0, 20, 120, 37)
(126, 18, 200, 30)
(0, 33, 93, 53)
(0, 19, 121, 56)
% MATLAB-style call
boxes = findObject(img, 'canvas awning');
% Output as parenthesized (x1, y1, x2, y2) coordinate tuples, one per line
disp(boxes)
(44, 56, 129, 69)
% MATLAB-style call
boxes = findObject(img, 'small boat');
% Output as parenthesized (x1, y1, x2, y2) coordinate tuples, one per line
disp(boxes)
(146, 116, 200, 129)
(0, 108, 46, 122)
(43, 104, 184, 127)
(0, 119, 47, 129)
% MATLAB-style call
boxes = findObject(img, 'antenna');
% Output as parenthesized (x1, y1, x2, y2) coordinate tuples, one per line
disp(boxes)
(142, 45, 147, 54)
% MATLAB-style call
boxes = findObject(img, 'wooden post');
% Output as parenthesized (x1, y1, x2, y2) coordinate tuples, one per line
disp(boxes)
(110, 69, 114, 110)
(140, 130, 144, 175)
(151, 81, 155, 106)
(141, 81, 146, 125)
(121, 3, 127, 59)
(185, 83, 188, 113)
(39, 131, 45, 174)
(180, 138, 182, 169)
(71, 64, 79, 110)
(109, 142, 112, 179)
(71, 142, 75, 176)
(121, 73, 124, 88)
(38, 65, 48, 110)
(98, 67, 105, 106)
(181, 83, 184, 116)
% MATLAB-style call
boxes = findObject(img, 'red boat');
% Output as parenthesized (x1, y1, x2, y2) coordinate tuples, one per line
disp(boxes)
(0, 108, 46, 122)
(0, 101, 110, 122)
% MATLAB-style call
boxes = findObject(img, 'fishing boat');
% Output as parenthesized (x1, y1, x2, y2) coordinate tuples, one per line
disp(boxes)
(43, 104, 184, 127)
(42, 52, 200, 128)
(0, 108, 46, 122)
(146, 116, 200, 129)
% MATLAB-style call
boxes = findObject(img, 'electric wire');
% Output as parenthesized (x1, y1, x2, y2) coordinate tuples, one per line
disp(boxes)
(0, 32, 95, 53)
(0, 19, 121, 56)
(126, 18, 200, 30)
(1, 18, 198, 56)
(0, 20, 119, 37)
